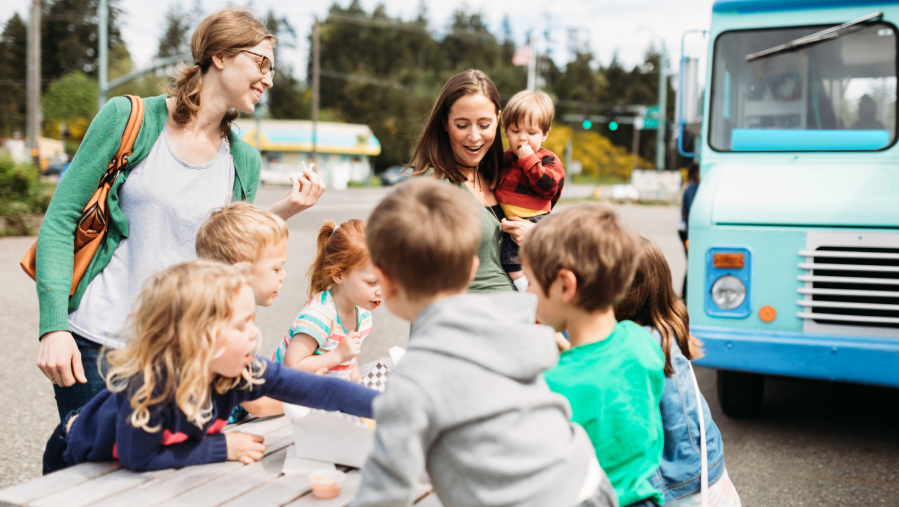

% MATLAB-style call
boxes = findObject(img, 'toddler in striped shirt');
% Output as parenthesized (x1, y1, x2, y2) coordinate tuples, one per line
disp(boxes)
(277, 219, 382, 381)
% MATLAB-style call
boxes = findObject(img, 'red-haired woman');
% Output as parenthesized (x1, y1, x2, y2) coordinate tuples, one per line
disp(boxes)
(35, 8, 324, 421)
(410, 70, 535, 293)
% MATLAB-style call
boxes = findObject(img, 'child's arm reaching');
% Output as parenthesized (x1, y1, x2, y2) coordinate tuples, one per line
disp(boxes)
(283, 332, 362, 374)
(248, 359, 377, 418)
(351, 379, 437, 507)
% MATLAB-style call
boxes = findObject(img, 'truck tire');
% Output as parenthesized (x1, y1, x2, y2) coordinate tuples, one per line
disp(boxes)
(717, 369, 764, 418)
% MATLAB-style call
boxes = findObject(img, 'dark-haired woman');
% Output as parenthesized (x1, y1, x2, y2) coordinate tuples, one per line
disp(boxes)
(35, 8, 325, 421)
(410, 69, 534, 293)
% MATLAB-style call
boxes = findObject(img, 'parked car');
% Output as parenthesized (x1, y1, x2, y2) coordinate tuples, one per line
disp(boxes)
(379, 165, 410, 186)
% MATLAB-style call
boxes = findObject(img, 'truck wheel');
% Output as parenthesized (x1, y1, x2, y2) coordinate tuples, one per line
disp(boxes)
(717, 370, 764, 418)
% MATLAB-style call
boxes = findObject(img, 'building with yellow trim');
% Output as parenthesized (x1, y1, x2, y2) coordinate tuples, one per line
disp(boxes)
(233, 119, 381, 189)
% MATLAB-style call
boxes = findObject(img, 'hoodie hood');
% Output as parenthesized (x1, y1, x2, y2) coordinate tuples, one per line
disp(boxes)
(410, 292, 558, 382)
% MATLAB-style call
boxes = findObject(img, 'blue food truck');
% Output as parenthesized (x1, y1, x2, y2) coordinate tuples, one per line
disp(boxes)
(689, 0, 899, 416)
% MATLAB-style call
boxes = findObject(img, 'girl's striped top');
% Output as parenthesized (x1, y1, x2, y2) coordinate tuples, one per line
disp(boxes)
(274, 289, 373, 379)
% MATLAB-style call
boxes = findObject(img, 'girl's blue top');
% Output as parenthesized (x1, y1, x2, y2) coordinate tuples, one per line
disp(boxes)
(62, 358, 377, 471)
(645, 326, 726, 505)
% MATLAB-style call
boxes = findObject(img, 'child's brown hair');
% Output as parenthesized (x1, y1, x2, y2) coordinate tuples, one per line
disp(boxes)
(196, 202, 288, 264)
(615, 235, 704, 376)
(520, 203, 638, 311)
(366, 178, 480, 299)
(502, 90, 554, 133)
(308, 219, 369, 298)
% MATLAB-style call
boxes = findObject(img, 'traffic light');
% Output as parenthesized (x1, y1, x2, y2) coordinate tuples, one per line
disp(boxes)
(604, 103, 617, 132)
(582, 119, 592, 129)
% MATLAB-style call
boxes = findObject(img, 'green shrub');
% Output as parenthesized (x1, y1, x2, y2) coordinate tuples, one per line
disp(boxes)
(0, 156, 55, 236)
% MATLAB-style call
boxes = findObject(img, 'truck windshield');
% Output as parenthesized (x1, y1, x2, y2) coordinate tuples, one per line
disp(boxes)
(709, 22, 897, 151)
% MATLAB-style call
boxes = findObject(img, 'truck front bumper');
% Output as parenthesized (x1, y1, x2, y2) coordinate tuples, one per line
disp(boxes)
(691, 325, 899, 388)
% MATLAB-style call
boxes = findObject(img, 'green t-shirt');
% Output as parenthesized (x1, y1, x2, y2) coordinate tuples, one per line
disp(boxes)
(544, 321, 666, 506)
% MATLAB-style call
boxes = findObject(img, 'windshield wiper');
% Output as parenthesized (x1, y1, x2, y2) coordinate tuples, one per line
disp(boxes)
(746, 11, 883, 62)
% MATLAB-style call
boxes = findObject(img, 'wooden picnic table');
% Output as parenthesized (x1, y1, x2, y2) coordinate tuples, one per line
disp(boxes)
(0, 359, 441, 507)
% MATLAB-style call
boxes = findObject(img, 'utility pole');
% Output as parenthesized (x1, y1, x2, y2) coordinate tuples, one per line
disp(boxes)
(27, 0, 41, 169)
(656, 47, 667, 171)
(632, 117, 643, 171)
(311, 17, 320, 164)
(526, 33, 536, 92)
(98, 0, 108, 109)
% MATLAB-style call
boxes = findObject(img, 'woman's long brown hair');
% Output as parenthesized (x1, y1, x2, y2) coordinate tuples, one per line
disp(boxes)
(408, 69, 504, 190)
(615, 235, 704, 376)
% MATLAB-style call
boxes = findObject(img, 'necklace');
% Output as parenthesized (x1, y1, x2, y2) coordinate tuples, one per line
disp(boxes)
(467, 165, 500, 223)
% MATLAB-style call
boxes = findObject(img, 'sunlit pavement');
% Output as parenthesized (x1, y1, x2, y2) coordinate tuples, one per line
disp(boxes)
(0, 186, 895, 505)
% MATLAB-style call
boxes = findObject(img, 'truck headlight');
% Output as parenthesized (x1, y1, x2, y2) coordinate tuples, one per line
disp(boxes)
(711, 275, 746, 310)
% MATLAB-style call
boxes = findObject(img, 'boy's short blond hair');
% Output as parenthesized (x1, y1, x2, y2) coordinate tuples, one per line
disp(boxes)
(196, 201, 288, 264)
(502, 90, 555, 133)
(367, 178, 480, 299)
(520, 203, 639, 311)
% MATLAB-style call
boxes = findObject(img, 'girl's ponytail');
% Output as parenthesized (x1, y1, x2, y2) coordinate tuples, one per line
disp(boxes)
(305, 219, 370, 299)
(615, 235, 704, 377)
(308, 221, 338, 298)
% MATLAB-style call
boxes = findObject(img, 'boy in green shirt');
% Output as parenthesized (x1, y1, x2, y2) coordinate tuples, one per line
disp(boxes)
(520, 203, 666, 507)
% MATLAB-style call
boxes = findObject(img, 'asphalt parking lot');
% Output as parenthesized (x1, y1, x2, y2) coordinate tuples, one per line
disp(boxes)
(0, 185, 896, 505)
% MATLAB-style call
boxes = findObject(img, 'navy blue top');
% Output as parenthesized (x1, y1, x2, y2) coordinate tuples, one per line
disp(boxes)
(681, 183, 698, 225)
(63, 358, 377, 471)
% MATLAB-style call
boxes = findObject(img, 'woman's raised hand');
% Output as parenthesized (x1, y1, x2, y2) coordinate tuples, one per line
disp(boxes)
(501, 217, 537, 246)
(270, 163, 326, 220)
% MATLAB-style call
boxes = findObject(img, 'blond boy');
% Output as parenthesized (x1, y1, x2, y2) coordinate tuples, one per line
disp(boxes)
(196, 201, 290, 419)
(351, 178, 616, 507)
(497, 90, 565, 292)
(520, 204, 666, 507)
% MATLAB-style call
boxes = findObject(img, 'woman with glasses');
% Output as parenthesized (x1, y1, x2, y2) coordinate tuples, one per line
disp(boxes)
(34, 8, 325, 422)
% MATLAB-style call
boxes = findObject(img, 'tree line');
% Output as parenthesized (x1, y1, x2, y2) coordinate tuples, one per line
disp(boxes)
(0, 0, 680, 178)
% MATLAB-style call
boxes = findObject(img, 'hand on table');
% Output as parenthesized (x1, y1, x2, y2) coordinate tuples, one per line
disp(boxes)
(37, 331, 86, 387)
(226, 431, 266, 465)
(501, 217, 537, 246)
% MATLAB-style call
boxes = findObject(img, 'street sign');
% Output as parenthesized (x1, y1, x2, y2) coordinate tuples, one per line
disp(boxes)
(643, 105, 660, 129)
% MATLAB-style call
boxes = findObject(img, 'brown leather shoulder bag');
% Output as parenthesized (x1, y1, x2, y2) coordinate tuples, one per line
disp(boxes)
(20, 95, 145, 296)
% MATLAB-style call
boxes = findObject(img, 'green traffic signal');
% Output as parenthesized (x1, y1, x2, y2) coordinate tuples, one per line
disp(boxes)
(582, 119, 592, 129)
(609, 121, 619, 131)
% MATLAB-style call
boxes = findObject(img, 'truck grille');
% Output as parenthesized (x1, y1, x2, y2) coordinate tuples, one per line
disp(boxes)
(797, 247, 899, 329)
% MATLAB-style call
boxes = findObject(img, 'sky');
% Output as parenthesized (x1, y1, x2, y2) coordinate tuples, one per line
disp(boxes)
(1, 0, 715, 80)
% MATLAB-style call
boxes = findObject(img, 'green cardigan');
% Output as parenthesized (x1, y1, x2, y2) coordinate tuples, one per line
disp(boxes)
(35, 95, 261, 337)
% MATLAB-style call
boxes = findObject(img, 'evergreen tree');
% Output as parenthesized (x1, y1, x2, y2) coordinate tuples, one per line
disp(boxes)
(0, 13, 28, 137)
(157, 4, 191, 58)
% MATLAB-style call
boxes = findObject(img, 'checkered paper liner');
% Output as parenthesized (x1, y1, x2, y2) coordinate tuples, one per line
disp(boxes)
(360, 360, 390, 392)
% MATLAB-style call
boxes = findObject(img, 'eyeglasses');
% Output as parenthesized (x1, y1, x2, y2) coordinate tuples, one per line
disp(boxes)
(242, 50, 276, 79)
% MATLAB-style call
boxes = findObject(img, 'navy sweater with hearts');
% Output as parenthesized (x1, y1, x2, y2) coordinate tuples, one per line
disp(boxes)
(61, 358, 377, 471)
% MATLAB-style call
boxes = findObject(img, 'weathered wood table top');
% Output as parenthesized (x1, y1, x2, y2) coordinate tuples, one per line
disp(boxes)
(0, 360, 440, 507)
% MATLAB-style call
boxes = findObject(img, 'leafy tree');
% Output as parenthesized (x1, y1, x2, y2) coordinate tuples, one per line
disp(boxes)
(157, 4, 192, 58)
(41, 0, 127, 84)
(0, 14, 28, 137)
(41, 71, 98, 140)
(264, 9, 311, 120)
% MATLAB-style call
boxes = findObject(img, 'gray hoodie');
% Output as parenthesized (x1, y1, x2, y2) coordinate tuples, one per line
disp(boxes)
(352, 292, 607, 507)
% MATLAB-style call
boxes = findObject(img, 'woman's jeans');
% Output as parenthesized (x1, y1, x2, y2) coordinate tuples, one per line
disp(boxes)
(51, 333, 107, 422)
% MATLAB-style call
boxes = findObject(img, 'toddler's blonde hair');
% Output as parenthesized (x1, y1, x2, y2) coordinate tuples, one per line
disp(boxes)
(105, 260, 265, 432)
(502, 90, 555, 133)
(196, 201, 288, 264)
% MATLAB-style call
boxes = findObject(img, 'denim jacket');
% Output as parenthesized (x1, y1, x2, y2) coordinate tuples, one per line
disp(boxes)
(645, 327, 725, 505)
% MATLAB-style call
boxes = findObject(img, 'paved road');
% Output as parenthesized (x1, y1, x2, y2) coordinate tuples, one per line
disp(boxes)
(1, 186, 896, 506)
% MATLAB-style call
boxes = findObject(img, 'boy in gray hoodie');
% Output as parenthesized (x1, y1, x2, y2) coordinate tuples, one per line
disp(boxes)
(351, 178, 617, 507)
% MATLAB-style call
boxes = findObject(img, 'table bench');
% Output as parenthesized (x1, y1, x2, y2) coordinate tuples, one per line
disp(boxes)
(0, 360, 441, 507)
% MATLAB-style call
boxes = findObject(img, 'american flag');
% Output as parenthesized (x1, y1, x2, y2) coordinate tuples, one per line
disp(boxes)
(512, 45, 531, 66)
